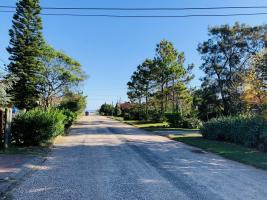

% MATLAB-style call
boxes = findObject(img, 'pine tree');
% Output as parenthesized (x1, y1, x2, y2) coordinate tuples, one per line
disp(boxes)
(7, 0, 44, 109)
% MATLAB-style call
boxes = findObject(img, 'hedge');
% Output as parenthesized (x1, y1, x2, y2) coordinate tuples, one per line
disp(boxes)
(61, 108, 77, 129)
(165, 113, 202, 129)
(200, 115, 267, 151)
(12, 108, 66, 146)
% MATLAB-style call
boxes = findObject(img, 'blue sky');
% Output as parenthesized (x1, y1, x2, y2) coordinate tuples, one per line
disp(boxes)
(1, 0, 266, 110)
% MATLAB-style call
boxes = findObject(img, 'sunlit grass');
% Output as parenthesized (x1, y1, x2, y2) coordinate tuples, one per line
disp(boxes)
(169, 134, 267, 170)
(110, 116, 197, 131)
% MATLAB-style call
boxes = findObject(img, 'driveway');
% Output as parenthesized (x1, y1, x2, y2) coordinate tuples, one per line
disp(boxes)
(8, 115, 267, 200)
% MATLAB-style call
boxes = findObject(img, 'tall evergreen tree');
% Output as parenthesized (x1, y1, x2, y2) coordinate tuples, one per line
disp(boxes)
(7, 0, 44, 109)
(152, 40, 178, 115)
(127, 59, 153, 119)
(153, 40, 192, 115)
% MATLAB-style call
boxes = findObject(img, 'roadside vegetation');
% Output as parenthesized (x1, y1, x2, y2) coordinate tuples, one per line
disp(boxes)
(110, 116, 168, 129)
(0, 0, 87, 149)
(201, 116, 267, 151)
(170, 134, 267, 170)
(100, 22, 267, 169)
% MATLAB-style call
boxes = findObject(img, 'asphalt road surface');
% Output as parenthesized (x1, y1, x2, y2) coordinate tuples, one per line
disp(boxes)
(9, 115, 267, 200)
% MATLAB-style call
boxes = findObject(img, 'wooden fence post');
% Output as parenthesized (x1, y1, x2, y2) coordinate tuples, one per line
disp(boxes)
(0, 109, 3, 148)
(4, 108, 12, 149)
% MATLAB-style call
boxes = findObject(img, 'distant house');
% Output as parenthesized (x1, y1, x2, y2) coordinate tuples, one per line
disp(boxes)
(120, 102, 132, 111)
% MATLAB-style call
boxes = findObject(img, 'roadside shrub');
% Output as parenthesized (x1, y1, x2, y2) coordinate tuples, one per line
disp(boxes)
(61, 109, 77, 129)
(123, 110, 143, 121)
(165, 113, 201, 129)
(123, 113, 131, 120)
(165, 113, 183, 127)
(59, 92, 87, 116)
(200, 115, 267, 151)
(99, 103, 114, 116)
(182, 117, 202, 129)
(151, 112, 166, 123)
(12, 108, 66, 146)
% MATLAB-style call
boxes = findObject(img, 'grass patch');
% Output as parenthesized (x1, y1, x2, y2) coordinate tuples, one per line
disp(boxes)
(0, 136, 56, 156)
(110, 116, 197, 132)
(0, 145, 48, 156)
(169, 134, 267, 170)
(143, 127, 199, 132)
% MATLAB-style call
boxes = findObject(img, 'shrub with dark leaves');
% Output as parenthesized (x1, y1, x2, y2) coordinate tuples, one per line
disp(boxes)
(200, 115, 267, 151)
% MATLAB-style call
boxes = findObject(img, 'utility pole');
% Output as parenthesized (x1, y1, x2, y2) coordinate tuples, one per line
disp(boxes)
(265, 32, 267, 48)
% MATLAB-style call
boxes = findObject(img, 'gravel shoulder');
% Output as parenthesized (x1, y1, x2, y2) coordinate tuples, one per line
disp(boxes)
(0, 149, 48, 199)
(7, 115, 267, 200)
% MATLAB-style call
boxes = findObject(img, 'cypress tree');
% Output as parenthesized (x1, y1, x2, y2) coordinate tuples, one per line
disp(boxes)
(7, 0, 44, 109)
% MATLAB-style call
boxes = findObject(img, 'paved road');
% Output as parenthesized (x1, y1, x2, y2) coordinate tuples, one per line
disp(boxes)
(9, 115, 267, 200)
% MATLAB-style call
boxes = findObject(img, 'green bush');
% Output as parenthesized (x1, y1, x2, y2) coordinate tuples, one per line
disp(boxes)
(200, 115, 267, 151)
(123, 110, 145, 121)
(151, 113, 166, 123)
(165, 113, 201, 128)
(99, 103, 114, 116)
(182, 117, 202, 129)
(12, 108, 66, 146)
(61, 109, 77, 129)
(59, 92, 87, 115)
(165, 113, 183, 127)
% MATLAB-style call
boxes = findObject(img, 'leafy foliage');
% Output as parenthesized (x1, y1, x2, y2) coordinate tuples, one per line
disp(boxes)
(60, 108, 77, 129)
(192, 87, 223, 121)
(165, 113, 202, 129)
(242, 49, 267, 113)
(200, 115, 267, 151)
(2, 0, 86, 150)
(12, 108, 66, 146)
(0, 72, 17, 107)
(127, 59, 154, 119)
(198, 23, 267, 115)
(39, 44, 86, 107)
(127, 40, 194, 121)
(59, 91, 87, 115)
(114, 103, 122, 116)
(99, 103, 114, 116)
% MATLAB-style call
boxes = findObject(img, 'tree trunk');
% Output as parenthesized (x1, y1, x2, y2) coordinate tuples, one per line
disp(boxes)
(172, 79, 175, 113)
(217, 74, 229, 116)
(139, 98, 142, 120)
(145, 95, 148, 120)
(165, 84, 168, 113)
(161, 83, 164, 116)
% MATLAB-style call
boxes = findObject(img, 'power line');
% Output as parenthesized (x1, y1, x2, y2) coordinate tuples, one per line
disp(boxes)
(40, 12, 267, 18)
(1, 5, 267, 11)
(1, 10, 267, 18)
